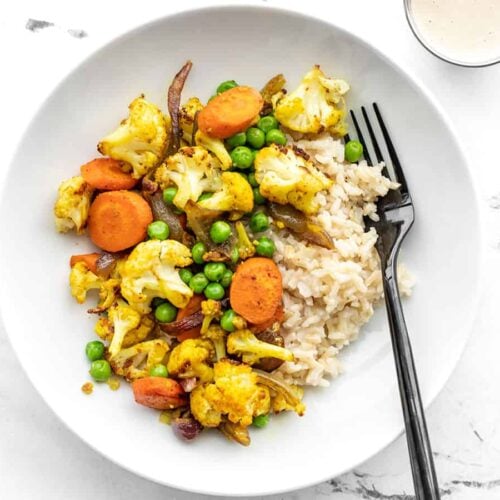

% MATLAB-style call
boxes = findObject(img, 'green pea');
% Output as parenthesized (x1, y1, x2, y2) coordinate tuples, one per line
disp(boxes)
(149, 364, 169, 377)
(248, 171, 259, 187)
(250, 212, 269, 233)
(251, 149, 258, 164)
(85, 340, 105, 362)
(246, 127, 266, 149)
(151, 297, 166, 309)
(210, 221, 232, 244)
(220, 269, 233, 288)
(266, 129, 287, 146)
(221, 309, 236, 332)
(204, 262, 226, 282)
(257, 115, 279, 133)
(253, 187, 266, 205)
(155, 302, 177, 323)
(163, 186, 178, 205)
(147, 220, 170, 240)
(89, 359, 111, 382)
(179, 268, 193, 284)
(345, 140, 364, 163)
(252, 414, 270, 428)
(204, 282, 225, 300)
(197, 192, 214, 203)
(230, 146, 254, 169)
(230, 247, 240, 263)
(217, 80, 238, 94)
(189, 273, 209, 294)
(192, 242, 207, 264)
(226, 132, 246, 149)
(255, 236, 275, 257)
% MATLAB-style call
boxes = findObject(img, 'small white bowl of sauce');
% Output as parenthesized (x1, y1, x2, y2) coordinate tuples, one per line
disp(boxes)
(405, 0, 500, 67)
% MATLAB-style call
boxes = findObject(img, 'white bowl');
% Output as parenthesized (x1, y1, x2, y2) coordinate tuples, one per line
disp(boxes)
(0, 5, 482, 497)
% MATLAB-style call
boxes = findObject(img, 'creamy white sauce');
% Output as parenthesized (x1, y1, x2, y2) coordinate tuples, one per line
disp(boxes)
(410, 0, 500, 64)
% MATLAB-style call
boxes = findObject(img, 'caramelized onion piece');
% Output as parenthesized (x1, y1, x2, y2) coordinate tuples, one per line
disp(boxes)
(95, 252, 119, 279)
(159, 311, 203, 335)
(172, 417, 203, 441)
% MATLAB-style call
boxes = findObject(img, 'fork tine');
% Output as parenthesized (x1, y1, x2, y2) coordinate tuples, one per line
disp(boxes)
(373, 103, 408, 195)
(349, 110, 373, 166)
(361, 106, 384, 164)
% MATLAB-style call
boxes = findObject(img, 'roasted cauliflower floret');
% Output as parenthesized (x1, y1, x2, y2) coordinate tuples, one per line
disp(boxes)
(180, 97, 204, 144)
(95, 299, 154, 357)
(254, 145, 332, 214)
(154, 146, 221, 209)
(167, 339, 215, 383)
(234, 221, 255, 260)
(190, 359, 270, 428)
(273, 65, 349, 135)
(54, 176, 93, 233)
(197, 171, 253, 213)
(69, 262, 103, 303)
(120, 240, 193, 313)
(227, 329, 294, 366)
(195, 130, 232, 170)
(98, 95, 169, 179)
(108, 339, 169, 381)
(202, 324, 227, 361)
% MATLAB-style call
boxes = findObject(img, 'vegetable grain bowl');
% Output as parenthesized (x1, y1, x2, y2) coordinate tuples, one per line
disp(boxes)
(54, 60, 415, 446)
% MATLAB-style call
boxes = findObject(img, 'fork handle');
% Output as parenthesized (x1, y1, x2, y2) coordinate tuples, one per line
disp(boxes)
(382, 260, 440, 500)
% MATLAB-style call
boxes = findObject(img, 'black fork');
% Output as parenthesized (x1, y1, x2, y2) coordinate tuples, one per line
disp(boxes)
(349, 104, 440, 500)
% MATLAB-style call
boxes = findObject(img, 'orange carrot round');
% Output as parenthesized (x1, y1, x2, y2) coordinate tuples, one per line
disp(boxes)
(230, 257, 283, 324)
(132, 377, 187, 410)
(198, 86, 264, 139)
(88, 191, 153, 252)
(81, 158, 137, 191)
(69, 253, 101, 274)
(176, 294, 204, 342)
(250, 302, 284, 333)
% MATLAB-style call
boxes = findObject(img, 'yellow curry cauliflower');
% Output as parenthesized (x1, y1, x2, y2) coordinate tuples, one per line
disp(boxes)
(179, 97, 204, 144)
(154, 146, 222, 210)
(195, 130, 232, 170)
(95, 299, 154, 357)
(120, 239, 193, 314)
(69, 262, 103, 303)
(273, 65, 349, 135)
(167, 338, 215, 383)
(197, 171, 254, 213)
(190, 359, 270, 428)
(54, 176, 93, 233)
(98, 95, 169, 179)
(109, 338, 169, 381)
(254, 144, 332, 214)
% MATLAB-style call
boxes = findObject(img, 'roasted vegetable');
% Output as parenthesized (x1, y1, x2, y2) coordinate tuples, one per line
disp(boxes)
(273, 65, 349, 135)
(167, 338, 215, 383)
(154, 146, 222, 210)
(120, 240, 193, 313)
(260, 73, 286, 113)
(195, 130, 232, 170)
(94, 299, 154, 356)
(219, 420, 250, 446)
(167, 61, 193, 155)
(202, 324, 227, 361)
(172, 416, 204, 440)
(109, 338, 170, 381)
(268, 202, 334, 249)
(179, 97, 204, 145)
(254, 145, 332, 215)
(197, 172, 254, 213)
(200, 299, 223, 335)
(254, 369, 305, 416)
(98, 96, 169, 179)
(234, 221, 255, 260)
(69, 261, 103, 304)
(54, 176, 93, 233)
(227, 329, 294, 365)
(132, 376, 187, 410)
(190, 359, 270, 429)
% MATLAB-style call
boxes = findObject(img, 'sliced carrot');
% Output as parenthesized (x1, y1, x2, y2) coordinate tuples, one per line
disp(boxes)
(81, 158, 137, 191)
(69, 253, 101, 274)
(176, 294, 204, 341)
(198, 86, 264, 139)
(88, 191, 153, 252)
(250, 302, 284, 333)
(132, 377, 187, 410)
(229, 257, 283, 324)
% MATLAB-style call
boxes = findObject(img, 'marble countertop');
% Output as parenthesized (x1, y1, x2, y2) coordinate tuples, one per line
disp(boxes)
(1, 1, 500, 498)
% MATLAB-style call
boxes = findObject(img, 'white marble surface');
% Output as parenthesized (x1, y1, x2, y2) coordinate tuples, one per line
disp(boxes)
(1, 1, 500, 498)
